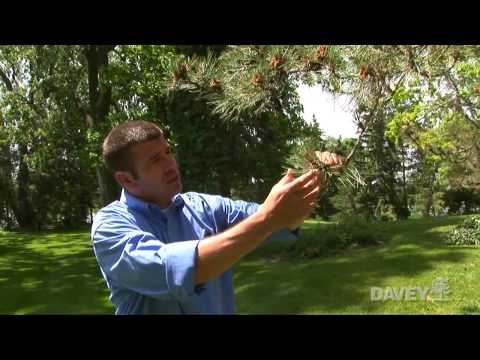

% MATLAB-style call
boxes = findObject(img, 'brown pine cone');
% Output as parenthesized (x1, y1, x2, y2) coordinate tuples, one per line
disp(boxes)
(315, 45, 328, 61)
(251, 73, 264, 87)
(359, 65, 368, 80)
(173, 64, 187, 82)
(209, 79, 220, 89)
(270, 55, 283, 69)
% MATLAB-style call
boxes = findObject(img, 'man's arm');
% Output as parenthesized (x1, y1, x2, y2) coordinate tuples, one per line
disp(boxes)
(90, 169, 318, 301)
(194, 168, 321, 284)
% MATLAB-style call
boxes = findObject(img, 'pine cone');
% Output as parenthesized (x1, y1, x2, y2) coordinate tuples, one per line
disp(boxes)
(315, 45, 328, 61)
(475, 84, 480, 95)
(270, 55, 283, 69)
(251, 73, 264, 87)
(359, 65, 368, 80)
(173, 64, 187, 82)
(209, 79, 220, 89)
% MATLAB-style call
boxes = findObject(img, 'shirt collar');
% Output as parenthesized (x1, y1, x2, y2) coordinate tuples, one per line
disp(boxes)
(120, 189, 185, 215)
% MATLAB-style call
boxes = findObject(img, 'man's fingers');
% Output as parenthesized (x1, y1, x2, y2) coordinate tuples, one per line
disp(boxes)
(295, 170, 323, 195)
(278, 169, 295, 186)
(298, 174, 317, 188)
(296, 178, 319, 197)
(286, 169, 318, 191)
(303, 185, 321, 203)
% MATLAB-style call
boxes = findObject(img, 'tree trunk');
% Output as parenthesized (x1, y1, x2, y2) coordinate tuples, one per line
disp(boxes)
(96, 166, 121, 205)
(0, 144, 18, 228)
(218, 175, 231, 198)
(0, 68, 38, 229)
(424, 187, 434, 217)
(401, 146, 408, 212)
(84, 45, 120, 206)
(15, 145, 38, 229)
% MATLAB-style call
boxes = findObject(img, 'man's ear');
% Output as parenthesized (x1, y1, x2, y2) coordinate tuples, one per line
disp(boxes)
(114, 171, 137, 191)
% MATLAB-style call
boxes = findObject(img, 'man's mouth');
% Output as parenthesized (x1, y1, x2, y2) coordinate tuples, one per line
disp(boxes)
(166, 175, 179, 184)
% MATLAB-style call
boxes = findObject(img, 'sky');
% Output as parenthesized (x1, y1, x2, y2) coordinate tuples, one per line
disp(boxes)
(297, 84, 357, 139)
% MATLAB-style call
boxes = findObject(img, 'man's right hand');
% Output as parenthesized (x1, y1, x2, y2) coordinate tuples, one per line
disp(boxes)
(259, 169, 322, 232)
(194, 168, 321, 285)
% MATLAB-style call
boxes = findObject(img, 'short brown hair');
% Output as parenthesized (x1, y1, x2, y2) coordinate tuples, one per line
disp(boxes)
(102, 120, 164, 178)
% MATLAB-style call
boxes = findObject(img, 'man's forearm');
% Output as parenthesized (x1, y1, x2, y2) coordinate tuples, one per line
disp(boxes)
(194, 210, 274, 285)
(194, 168, 324, 285)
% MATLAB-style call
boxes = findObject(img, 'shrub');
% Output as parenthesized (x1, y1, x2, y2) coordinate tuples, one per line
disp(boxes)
(290, 216, 386, 259)
(445, 215, 480, 245)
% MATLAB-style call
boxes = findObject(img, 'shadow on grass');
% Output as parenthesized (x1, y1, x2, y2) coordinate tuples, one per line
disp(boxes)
(233, 216, 471, 314)
(0, 231, 114, 314)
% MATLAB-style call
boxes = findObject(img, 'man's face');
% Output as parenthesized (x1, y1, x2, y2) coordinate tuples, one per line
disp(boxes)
(121, 136, 182, 207)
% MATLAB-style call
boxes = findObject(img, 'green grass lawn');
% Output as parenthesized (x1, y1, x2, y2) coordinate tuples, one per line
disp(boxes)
(0, 228, 113, 314)
(1, 215, 479, 314)
(233, 215, 480, 314)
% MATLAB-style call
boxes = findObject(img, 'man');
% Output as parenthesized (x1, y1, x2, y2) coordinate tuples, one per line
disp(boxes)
(91, 120, 343, 314)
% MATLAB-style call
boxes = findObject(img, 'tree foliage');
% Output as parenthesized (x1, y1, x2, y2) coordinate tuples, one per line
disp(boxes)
(1, 45, 479, 229)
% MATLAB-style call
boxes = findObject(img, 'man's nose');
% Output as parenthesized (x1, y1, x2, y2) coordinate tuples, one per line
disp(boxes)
(164, 157, 178, 172)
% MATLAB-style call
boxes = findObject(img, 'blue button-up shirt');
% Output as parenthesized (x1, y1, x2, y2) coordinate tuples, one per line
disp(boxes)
(91, 189, 296, 314)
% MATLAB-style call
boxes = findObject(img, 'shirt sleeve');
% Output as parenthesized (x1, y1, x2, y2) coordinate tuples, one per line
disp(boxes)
(208, 195, 260, 230)
(208, 195, 299, 243)
(92, 214, 201, 303)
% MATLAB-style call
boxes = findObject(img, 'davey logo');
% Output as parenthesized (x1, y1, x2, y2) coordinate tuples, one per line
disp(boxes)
(370, 277, 451, 302)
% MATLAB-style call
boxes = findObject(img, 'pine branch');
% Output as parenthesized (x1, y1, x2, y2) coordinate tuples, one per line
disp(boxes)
(285, 136, 367, 193)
